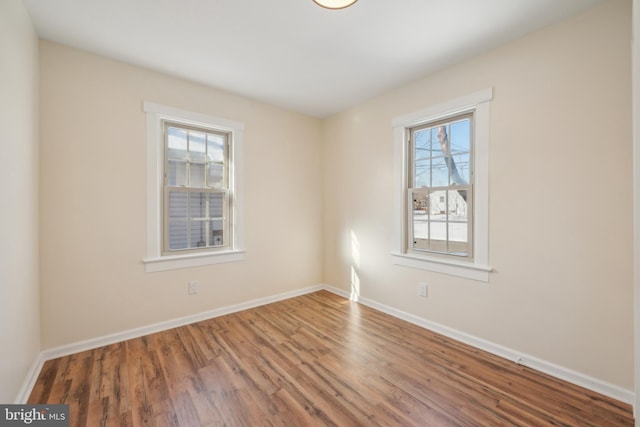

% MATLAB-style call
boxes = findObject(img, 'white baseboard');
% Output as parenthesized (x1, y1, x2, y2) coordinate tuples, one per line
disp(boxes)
(42, 285, 324, 362)
(320, 284, 635, 406)
(14, 353, 45, 404)
(21, 283, 634, 409)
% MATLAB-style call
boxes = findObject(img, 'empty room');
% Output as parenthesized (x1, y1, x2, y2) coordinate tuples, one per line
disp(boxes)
(1, 0, 639, 425)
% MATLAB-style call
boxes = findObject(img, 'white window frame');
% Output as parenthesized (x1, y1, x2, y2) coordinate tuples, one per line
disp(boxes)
(392, 89, 492, 282)
(143, 102, 245, 272)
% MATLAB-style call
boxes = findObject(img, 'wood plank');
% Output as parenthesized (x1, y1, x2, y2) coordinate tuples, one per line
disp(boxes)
(27, 358, 59, 403)
(28, 290, 634, 426)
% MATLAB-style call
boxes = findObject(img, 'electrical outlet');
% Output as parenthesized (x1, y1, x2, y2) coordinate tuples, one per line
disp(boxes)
(188, 280, 199, 295)
(418, 282, 428, 297)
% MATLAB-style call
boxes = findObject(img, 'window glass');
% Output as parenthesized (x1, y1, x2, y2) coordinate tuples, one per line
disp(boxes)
(207, 134, 225, 163)
(409, 113, 473, 259)
(168, 191, 188, 219)
(168, 221, 188, 251)
(163, 122, 230, 254)
(188, 131, 206, 162)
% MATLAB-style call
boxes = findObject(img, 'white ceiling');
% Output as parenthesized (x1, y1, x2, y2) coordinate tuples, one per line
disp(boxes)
(23, 0, 605, 118)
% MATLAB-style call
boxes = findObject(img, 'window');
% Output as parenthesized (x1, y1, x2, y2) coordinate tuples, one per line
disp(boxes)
(409, 113, 473, 258)
(164, 122, 230, 253)
(143, 102, 244, 272)
(392, 89, 492, 281)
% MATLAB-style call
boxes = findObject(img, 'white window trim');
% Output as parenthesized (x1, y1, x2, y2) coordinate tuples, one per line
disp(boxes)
(143, 102, 245, 273)
(391, 89, 492, 282)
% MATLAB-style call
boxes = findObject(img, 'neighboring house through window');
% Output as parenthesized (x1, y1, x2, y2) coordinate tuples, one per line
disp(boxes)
(392, 89, 492, 281)
(143, 102, 244, 272)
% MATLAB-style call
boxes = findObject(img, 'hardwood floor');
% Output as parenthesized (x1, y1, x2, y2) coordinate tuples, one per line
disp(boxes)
(29, 290, 633, 426)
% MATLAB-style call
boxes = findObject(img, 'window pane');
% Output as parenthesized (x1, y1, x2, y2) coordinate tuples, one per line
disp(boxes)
(447, 189, 469, 256)
(447, 189, 468, 219)
(209, 193, 224, 218)
(436, 125, 454, 185)
(168, 191, 187, 219)
(207, 163, 224, 188)
(431, 157, 449, 187)
(412, 193, 428, 240)
(450, 118, 471, 154)
(210, 220, 224, 246)
(428, 191, 447, 251)
(189, 192, 207, 219)
(168, 220, 188, 250)
(190, 162, 206, 188)
(430, 190, 447, 216)
(430, 238, 447, 253)
(414, 129, 431, 187)
(414, 158, 430, 187)
(448, 222, 468, 256)
(448, 221, 468, 243)
(429, 221, 447, 243)
(168, 159, 187, 186)
(168, 127, 187, 158)
(189, 220, 208, 248)
(188, 131, 206, 162)
(451, 154, 470, 185)
(207, 133, 225, 163)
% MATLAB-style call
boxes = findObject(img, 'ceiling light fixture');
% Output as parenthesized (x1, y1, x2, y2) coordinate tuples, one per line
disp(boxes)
(313, 0, 358, 10)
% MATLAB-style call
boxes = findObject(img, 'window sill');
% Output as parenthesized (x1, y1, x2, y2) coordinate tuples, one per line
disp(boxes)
(391, 252, 491, 282)
(143, 249, 245, 273)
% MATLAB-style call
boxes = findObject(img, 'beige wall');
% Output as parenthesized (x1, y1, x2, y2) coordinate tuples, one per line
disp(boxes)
(39, 41, 323, 348)
(323, 0, 633, 390)
(0, 0, 41, 403)
(633, 0, 640, 419)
